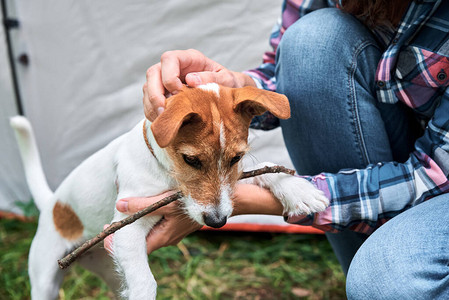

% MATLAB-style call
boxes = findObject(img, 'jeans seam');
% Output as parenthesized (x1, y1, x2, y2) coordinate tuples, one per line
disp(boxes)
(348, 40, 378, 166)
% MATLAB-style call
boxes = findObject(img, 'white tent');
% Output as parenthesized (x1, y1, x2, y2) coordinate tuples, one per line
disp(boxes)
(1, 0, 319, 233)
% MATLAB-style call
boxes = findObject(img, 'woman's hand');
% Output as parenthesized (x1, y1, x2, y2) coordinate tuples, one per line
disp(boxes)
(104, 191, 202, 254)
(143, 49, 256, 121)
(104, 184, 283, 254)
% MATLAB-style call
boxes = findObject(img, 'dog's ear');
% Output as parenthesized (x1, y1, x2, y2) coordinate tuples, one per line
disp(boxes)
(232, 86, 290, 121)
(151, 94, 201, 148)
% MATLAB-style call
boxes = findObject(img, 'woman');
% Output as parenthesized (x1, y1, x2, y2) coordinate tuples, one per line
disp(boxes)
(114, 1, 449, 297)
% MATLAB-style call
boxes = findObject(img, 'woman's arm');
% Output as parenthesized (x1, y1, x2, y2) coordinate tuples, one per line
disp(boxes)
(290, 91, 449, 234)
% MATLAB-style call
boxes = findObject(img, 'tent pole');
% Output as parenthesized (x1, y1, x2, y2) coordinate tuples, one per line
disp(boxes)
(1, 0, 24, 116)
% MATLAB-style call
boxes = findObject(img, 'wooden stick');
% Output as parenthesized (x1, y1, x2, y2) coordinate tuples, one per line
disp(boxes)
(58, 165, 295, 269)
(58, 192, 183, 269)
(240, 165, 295, 179)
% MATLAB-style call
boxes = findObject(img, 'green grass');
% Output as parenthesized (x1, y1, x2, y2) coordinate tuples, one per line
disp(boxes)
(0, 217, 346, 299)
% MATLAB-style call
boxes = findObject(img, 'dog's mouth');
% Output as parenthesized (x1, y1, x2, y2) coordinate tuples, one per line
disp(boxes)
(182, 194, 232, 228)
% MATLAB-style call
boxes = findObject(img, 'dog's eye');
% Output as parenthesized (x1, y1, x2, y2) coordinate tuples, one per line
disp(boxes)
(230, 155, 242, 167)
(183, 154, 202, 169)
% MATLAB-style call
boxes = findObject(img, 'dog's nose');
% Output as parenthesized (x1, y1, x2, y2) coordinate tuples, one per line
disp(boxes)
(203, 214, 227, 228)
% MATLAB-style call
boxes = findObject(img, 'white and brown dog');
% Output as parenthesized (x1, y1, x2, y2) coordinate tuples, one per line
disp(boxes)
(11, 84, 328, 299)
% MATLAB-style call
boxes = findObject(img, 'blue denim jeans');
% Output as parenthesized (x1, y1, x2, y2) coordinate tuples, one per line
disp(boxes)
(275, 8, 449, 297)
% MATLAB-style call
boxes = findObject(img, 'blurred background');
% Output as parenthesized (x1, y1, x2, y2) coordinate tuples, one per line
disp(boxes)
(0, 0, 345, 298)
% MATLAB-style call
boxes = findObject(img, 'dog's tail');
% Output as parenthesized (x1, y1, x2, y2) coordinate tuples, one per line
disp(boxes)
(10, 116, 53, 211)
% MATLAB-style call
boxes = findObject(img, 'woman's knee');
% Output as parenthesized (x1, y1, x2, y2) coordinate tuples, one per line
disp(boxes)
(346, 196, 449, 299)
(276, 7, 381, 104)
(277, 8, 376, 67)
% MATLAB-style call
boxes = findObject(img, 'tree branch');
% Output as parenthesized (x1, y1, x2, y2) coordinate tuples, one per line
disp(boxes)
(58, 165, 295, 269)
(240, 165, 295, 179)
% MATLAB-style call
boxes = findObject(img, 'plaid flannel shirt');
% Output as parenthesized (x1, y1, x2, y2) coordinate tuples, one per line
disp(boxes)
(246, 0, 449, 234)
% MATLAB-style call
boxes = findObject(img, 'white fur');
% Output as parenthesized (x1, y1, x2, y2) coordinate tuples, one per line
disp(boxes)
(218, 184, 233, 217)
(198, 82, 220, 97)
(10, 117, 53, 210)
(219, 122, 226, 152)
(182, 195, 210, 224)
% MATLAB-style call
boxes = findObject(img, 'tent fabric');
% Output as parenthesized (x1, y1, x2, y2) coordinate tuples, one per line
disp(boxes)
(1, 0, 320, 233)
(0, 0, 30, 214)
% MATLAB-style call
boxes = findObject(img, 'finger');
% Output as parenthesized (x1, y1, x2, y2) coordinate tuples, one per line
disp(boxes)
(116, 191, 177, 214)
(160, 51, 185, 93)
(160, 49, 223, 92)
(142, 83, 159, 121)
(177, 49, 223, 74)
(146, 219, 170, 254)
(145, 63, 166, 120)
(185, 72, 210, 87)
(186, 69, 243, 88)
(145, 218, 202, 254)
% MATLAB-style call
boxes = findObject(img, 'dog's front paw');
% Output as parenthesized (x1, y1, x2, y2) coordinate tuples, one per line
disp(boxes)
(243, 162, 329, 217)
(249, 169, 328, 216)
(275, 176, 329, 216)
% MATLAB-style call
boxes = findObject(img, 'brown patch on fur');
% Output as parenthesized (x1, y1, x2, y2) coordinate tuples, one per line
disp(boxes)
(53, 201, 84, 240)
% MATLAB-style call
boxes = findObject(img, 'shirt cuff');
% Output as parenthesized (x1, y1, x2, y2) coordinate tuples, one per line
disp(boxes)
(243, 71, 264, 89)
(284, 175, 335, 232)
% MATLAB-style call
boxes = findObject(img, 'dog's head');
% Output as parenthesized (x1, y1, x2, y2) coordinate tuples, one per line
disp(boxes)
(151, 83, 289, 228)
